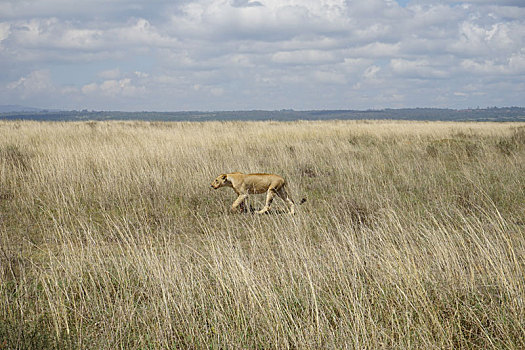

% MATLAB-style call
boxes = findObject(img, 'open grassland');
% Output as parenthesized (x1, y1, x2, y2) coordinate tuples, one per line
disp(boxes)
(1, 120, 525, 349)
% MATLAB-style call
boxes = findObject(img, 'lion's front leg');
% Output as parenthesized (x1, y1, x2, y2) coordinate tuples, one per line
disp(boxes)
(231, 194, 248, 213)
(238, 200, 248, 213)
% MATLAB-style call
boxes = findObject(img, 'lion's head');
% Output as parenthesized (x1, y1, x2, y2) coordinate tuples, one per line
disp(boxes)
(211, 174, 230, 189)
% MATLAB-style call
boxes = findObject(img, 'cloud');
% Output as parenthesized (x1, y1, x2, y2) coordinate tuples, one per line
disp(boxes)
(169, 0, 352, 42)
(363, 65, 381, 80)
(425, 0, 525, 6)
(2, 16, 177, 64)
(271, 50, 338, 65)
(449, 21, 518, 56)
(7, 70, 54, 96)
(82, 76, 146, 97)
(0, 0, 173, 20)
(461, 49, 525, 75)
(0, 23, 10, 43)
(0, 0, 524, 110)
(98, 68, 121, 80)
(390, 58, 450, 78)
(312, 70, 346, 85)
(347, 42, 401, 58)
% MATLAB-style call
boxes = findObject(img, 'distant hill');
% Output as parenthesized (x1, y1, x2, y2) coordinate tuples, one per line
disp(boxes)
(1, 107, 524, 122)
(0, 105, 44, 113)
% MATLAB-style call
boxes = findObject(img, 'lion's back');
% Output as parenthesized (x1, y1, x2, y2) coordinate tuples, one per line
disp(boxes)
(231, 173, 286, 193)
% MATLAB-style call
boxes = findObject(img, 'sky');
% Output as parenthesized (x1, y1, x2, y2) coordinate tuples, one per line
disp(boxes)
(0, 0, 524, 111)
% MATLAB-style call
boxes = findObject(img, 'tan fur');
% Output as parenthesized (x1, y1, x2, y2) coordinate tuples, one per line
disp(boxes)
(211, 172, 295, 214)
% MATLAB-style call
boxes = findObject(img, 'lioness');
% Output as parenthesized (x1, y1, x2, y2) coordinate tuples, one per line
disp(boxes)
(211, 172, 296, 214)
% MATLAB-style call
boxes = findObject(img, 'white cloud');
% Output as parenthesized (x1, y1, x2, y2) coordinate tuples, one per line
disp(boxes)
(1, 0, 524, 110)
(7, 70, 54, 95)
(347, 42, 401, 58)
(461, 50, 525, 75)
(271, 50, 338, 65)
(170, 0, 351, 41)
(134, 71, 150, 78)
(210, 87, 225, 96)
(390, 58, 449, 78)
(113, 18, 177, 48)
(82, 78, 145, 97)
(449, 21, 516, 56)
(312, 70, 346, 84)
(81, 83, 98, 94)
(363, 65, 381, 80)
(428, 0, 525, 6)
(0, 23, 10, 43)
(98, 68, 121, 79)
(509, 49, 525, 73)
(3, 16, 176, 62)
(6, 18, 103, 50)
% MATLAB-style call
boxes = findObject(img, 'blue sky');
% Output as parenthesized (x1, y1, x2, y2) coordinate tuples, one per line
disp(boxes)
(1, 0, 524, 111)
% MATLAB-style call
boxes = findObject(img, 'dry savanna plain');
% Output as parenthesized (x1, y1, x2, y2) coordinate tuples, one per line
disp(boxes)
(1, 120, 525, 349)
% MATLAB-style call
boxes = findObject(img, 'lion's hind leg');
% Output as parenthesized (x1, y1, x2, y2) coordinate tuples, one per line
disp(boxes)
(257, 188, 276, 214)
(277, 186, 295, 215)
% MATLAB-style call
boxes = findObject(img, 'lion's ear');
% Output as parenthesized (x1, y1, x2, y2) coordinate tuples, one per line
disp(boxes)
(221, 174, 227, 180)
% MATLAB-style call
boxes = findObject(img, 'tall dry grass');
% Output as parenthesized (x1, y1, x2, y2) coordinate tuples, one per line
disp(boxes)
(1, 120, 524, 349)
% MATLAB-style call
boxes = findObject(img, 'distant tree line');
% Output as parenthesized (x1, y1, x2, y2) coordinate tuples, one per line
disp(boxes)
(1, 107, 524, 122)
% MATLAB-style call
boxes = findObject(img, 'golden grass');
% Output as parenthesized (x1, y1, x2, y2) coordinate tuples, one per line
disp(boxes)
(1, 120, 525, 349)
